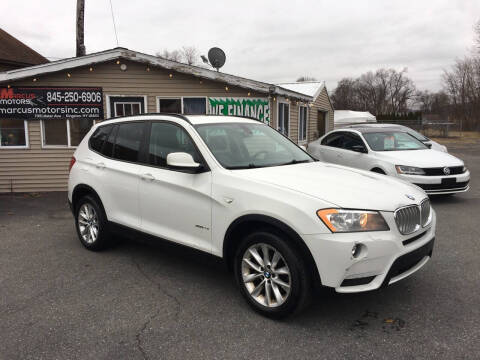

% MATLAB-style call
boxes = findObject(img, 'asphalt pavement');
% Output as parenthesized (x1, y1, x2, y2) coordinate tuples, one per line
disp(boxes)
(1, 142, 479, 360)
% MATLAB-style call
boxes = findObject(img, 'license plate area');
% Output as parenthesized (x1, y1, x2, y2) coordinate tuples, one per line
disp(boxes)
(441, 177, 456, 185)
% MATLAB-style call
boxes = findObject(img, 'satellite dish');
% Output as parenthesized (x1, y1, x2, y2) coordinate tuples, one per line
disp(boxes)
(208, 47, 226, 71)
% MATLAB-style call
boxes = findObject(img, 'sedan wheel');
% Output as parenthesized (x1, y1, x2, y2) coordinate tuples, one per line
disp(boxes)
(242, 243, 291, 308)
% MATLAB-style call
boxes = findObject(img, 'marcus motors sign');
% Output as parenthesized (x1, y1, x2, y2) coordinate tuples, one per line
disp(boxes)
(0, 86, 104, 120)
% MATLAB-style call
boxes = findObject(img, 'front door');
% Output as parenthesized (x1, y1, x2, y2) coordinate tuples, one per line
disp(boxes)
(317, 111, 326, 137)
(138, 121, 212, 253)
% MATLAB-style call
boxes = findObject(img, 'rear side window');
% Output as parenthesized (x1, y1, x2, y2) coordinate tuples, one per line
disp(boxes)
(89, 125, 113, 153)
(102, 125, 118, 157)
(321, 133, 345, 148)
(112, 122, 145, 162)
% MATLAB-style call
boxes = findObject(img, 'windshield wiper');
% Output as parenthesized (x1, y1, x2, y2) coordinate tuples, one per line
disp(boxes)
(226, 163, 259, 170)
(278, 159, 312, 166)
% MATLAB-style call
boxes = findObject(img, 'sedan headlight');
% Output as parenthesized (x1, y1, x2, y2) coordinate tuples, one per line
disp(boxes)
(462, 165, 467, 173)
(395, 165, 425, 175)
(317, 209, 389, 233)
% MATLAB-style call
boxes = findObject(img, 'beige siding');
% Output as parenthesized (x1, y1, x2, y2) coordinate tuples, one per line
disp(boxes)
(307, 88, 334, 142)
(0, 61, 267, 193)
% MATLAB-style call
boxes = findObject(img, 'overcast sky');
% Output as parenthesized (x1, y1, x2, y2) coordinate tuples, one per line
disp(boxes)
(2, 0, 479, 91)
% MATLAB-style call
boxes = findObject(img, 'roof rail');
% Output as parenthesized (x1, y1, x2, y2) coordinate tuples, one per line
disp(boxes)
(104, 112, 192, 124)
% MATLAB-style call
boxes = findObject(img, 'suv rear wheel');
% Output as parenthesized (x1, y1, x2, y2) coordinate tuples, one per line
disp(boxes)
(75, 195, 111, 251)
(234, 230, 311, 318)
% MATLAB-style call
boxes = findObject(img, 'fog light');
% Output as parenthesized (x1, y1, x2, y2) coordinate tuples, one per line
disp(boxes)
(352, 244, 360, 258)
(351, 243, 366, 258)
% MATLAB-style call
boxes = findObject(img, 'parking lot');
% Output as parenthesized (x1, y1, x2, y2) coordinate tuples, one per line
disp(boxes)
(1, 141, 479, 360)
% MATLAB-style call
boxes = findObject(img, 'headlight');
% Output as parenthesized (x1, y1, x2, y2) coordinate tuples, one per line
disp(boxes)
(317, 209, 390, 233)
(395, 165, 425, 175)
(462, 165, 467, 173)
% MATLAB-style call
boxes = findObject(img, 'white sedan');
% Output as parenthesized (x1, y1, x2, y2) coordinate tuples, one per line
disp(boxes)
(308, 127, 470, 195)
(344, 123, 448, 152)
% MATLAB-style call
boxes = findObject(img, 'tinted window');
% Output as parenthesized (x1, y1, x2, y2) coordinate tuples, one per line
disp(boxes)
(102, 125, 118, 157)
(343, 133, 366, 151)
(148, 122, 200, 167)
(321, 133, 344, 148)
(113, 122, 145, 162)
(89, 125, 112, 152)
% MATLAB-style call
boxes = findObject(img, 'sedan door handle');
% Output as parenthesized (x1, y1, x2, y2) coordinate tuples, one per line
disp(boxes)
(96, 162, 106, 169)
(140, 173, 155, 181)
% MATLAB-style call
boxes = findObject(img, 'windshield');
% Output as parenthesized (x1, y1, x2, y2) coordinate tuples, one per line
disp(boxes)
(363, 131, 428, 151)
(195, 122, 314, 169)
(406, 129, 429, 142)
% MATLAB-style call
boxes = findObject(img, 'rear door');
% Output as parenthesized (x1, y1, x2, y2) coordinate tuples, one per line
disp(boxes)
(97, 121, 146, 229)
(137, 121, 212, 253)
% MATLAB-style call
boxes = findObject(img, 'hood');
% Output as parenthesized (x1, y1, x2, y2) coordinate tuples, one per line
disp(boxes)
(235, 162, 426, 211)
(375, 149, 461, 167)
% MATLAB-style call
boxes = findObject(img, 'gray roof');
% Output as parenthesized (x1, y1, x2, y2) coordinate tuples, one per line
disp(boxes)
(0, 47, 312, 101)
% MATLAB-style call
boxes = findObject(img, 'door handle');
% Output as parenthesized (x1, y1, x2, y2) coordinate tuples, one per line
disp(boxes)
(96, 162, 106, 169)
(140, 173, 155, 181)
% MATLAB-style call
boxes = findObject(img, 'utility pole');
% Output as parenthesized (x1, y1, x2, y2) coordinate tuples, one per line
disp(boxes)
(76, 0, 86, 57)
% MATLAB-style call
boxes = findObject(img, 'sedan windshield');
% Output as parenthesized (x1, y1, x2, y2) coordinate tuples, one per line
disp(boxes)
(363, 131, 428, 151)
(195, 122, 314, 169)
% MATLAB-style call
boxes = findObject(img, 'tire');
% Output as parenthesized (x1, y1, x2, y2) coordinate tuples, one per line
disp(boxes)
(74, 195, 111, 251)
(371, 168, 386, 175)
(234, 229, 312, 318)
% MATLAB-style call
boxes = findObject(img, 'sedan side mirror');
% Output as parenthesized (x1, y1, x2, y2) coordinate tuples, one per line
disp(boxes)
(351, 145, 367, 153)
(166, 152, 201, 169)
(425, 142, 432, 149)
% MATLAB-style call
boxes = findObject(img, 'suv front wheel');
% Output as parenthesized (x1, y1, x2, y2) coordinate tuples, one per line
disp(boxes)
(74, 195, 111, 251)
(234, 230, 311, 318)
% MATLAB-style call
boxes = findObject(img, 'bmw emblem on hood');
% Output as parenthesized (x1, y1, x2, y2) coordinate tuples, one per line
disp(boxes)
(443, 167, 450, 175)
(405, 194, 415, 201)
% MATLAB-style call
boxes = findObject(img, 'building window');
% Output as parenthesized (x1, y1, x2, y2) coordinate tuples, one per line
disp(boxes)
(278, 102, 289, 136)
(42, 119, 94, 147)
(108, 96, 146, 118)
(70, 118, 94, 146)
(0, 119, 28, 148)
(159, 98, 182, 113)
(183, 97, 207, 115)
(298, 106, 308, 142)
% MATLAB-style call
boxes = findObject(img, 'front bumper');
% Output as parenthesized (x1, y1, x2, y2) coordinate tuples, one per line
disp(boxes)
(397, 170, 470, 195)
(302, 210, 436, 293)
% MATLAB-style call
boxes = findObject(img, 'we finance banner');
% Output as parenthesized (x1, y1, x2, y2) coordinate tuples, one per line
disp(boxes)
(208, 97, 270, 124)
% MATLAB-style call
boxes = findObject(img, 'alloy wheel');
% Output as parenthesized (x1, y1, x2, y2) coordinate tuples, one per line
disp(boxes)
(241, 243, 291, 307)
(77, 203, 99, 244)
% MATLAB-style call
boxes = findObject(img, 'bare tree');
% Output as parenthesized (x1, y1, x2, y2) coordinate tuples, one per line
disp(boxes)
(182, 46, 199, 66)
(157, 49, 183, 62)
(296, 76, 318, 82)
(157, 46, 201, 65)
(332, 68, 416, 115)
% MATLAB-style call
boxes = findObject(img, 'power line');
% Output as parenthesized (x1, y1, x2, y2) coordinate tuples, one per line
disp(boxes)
(109, 0, 119, 47)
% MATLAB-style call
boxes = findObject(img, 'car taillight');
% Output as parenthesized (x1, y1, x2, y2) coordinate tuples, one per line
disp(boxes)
(69, 156, 76, 173)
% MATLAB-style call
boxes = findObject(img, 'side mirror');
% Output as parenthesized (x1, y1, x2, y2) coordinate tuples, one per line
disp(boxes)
(166, 152, 201, 169)
(351, 145, 367, 153)
(425, 142, 432, 149)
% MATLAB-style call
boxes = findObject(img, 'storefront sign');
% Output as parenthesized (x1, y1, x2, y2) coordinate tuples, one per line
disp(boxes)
(208, 97, 270, 124)
(0, 86, 104, 120)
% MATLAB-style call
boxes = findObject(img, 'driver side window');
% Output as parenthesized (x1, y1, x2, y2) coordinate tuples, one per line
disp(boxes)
(342, 133, 366, 152)
(148, 122, 200, 167)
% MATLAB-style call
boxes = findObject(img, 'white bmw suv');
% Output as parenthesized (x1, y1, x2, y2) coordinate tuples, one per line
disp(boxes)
(68, 115, 436, 318)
